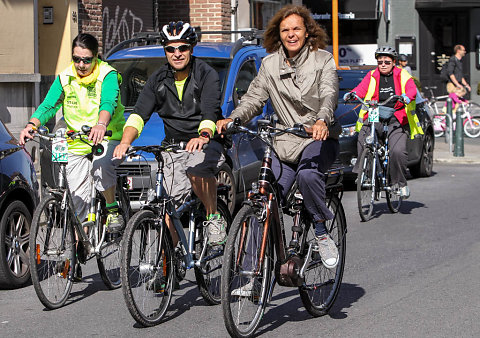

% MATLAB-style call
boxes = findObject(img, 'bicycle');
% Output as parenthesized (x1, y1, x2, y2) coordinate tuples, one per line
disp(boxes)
(424, 86, 480, 138)
(220, 119, 347, 338)
(28, 125, 132, 309)
(351, 94, 406, 222)
(120, 143, 232, 327)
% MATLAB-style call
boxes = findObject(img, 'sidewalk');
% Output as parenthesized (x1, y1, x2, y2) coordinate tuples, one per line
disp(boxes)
(434, 138, 480, 164)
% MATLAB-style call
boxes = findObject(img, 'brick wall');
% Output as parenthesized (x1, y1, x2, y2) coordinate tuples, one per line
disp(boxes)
(78, 0, 104, 52)
(158, 0, 232, 42)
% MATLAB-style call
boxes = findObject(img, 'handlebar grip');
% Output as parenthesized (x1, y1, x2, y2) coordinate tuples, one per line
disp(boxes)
(105, 130, 112, 137)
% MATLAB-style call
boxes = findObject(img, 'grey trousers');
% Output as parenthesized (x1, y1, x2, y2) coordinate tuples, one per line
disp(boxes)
(353, 119, 408, 187)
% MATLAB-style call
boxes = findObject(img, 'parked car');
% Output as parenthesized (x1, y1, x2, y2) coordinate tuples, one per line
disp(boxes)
(336, 70, 435, 181)
(0, 120, 39, 288)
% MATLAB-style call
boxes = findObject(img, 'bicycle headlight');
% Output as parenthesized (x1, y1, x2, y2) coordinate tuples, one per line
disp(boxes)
(365, 135, 374, 145)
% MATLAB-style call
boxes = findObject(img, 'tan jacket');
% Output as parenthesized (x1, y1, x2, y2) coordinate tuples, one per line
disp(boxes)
(229, 44, 339, 163)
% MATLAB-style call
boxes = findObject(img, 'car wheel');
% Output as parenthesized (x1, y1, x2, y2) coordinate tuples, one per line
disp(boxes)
(216, 163, 236, 215)
(410, 132, 434, 178)
(0, 200, 32, 288)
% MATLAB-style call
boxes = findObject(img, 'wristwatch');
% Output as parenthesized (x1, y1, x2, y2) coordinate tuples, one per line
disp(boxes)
(200, 131, 211, 140)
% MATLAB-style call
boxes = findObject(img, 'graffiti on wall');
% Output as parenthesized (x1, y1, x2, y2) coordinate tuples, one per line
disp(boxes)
(102, 1, 154, 55)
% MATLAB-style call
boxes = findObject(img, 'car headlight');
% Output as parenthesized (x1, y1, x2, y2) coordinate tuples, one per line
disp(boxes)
(339, 126, 356, 138)
(365, 135, 374, 144)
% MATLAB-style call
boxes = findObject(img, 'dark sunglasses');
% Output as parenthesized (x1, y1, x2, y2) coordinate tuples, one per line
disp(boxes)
(164, 44, 191, 53)
(72, 55, 95, 64)
(377, 60, 392, 65)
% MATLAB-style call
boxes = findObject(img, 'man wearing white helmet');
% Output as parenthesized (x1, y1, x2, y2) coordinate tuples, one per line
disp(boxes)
(114, 21, 227, 245)
(344, 46, 424, 199)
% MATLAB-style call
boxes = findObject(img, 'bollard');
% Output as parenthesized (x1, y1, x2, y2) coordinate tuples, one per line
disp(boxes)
(446, 97, 452, 145)
(454, 103, 464, 157)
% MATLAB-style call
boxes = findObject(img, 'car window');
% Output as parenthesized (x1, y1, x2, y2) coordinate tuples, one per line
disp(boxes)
(108, 57, 230, 108)
(233, 60, 257, 107)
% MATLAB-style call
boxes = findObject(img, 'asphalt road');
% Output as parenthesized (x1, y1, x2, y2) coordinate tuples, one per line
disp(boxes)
(1, 163, 479, 337)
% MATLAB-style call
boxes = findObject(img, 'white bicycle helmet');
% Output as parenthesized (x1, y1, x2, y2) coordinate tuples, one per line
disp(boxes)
(160, 21, 198, 46)
(375, 46, 398, 60)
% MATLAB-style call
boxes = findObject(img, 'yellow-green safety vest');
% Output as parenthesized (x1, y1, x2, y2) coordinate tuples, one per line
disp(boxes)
(59, 60, 125, 154)
(355, 69, 424, 139)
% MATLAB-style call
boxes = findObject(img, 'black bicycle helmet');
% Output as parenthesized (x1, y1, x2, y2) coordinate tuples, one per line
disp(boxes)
(375, 46, 398, 60)
(398, 54, 408, 62)
(160, 21, 198, 46)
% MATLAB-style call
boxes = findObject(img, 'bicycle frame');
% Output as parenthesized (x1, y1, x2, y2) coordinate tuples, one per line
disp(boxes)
(141, 148, 224, 273)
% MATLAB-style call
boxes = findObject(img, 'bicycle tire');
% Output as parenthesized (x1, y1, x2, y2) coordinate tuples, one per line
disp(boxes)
(120, 209, 175, 327)
(385, 162, 402, 213)
(463, 117, 480, 138)
(29, 194, 76, 309)
(357, 148, 376, 222)
(221, 204, 273, 338)
(97, 177, 131, 290)
(299, 195, 346, 316)
(194, 199, 232, 305)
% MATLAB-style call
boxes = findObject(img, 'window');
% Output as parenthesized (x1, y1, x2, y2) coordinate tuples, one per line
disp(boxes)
(233, 60, 257, 107)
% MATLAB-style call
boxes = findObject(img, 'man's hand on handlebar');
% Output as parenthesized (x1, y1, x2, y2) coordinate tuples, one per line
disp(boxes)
(216, 118, 233, 135)
(113, 143, 131, 160)
(343, 91, 355, 102)
(186, 136, 209, 153)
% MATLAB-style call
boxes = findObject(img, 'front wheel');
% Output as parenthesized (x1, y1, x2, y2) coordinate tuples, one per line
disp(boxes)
(29, 194, 76, 309)
(120, 209, 175, 327)
(299, 195, 346, 316)
(357, 148, 376, 222)
(221, 204, 273, 338)
(194, 199, 232, 305)
(463, 117, 480, 138)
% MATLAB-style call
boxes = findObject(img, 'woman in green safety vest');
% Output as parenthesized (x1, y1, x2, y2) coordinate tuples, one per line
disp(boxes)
(344, 46, 423, 199)
(19, 33, 126, 281)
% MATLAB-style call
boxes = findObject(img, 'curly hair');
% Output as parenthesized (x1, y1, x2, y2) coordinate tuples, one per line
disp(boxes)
(263, 5, 329, 54)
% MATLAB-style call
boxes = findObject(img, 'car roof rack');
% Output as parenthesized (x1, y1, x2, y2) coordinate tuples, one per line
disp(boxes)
(105, 29, 264, 60)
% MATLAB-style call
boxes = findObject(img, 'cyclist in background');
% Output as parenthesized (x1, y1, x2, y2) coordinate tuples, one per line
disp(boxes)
(344, 46, 423, 199)
(113, 21, 227, 246)
(217, 5, 341, 269)
(19, 33, 126, 280)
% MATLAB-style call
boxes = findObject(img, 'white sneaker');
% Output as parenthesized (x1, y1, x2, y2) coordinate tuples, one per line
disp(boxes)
(205, 214, 227, 245)
(231, 279, 260, 298)
(400, 186, 410, 199)
(315, 234, 339, 269)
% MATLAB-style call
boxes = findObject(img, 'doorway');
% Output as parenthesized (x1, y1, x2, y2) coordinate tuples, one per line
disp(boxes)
(418, 11, 469, 98)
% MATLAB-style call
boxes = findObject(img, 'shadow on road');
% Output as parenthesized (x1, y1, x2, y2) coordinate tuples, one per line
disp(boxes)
(255, 282, 365, 335)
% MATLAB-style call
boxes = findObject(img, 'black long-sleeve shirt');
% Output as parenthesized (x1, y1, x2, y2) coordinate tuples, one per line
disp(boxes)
(131, 57, 222, 142)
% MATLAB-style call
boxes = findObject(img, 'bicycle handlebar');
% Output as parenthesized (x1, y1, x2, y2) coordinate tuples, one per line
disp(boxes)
(29, 124, 112, 141)
(347, 93, 404, 108)
(125, 142, 188, 158)
(225, 117, 310, 139)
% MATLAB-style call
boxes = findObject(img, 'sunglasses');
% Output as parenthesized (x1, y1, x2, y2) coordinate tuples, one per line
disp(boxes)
(72, 55, 95, 64)
(377, 60, 392, 65)
(164, 44, 191, 53)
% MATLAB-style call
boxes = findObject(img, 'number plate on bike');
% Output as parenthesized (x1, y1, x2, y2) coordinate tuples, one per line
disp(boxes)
(52, 137, 68, 163)
(368, 108, 379, 123)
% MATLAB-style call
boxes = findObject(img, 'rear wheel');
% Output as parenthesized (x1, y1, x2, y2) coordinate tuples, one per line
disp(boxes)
(463, 117, 480, 138)
(121, 210, 175, 327)
(385, 163, 402, 213)
(357, 148, 376, 222)
(29, 194, 76, 309)
(194, 200, 232, 305)
(97, 177, 131, 290)
(299, 195, 346, 316)
(221, 204, 273, 338)
(216, 163, 236, 215)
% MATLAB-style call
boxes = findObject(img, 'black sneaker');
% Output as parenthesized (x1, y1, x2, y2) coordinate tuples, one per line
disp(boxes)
(73, 263, 82, 283)
(106, 208, 125, 233)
